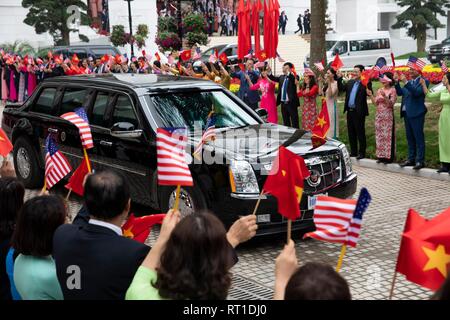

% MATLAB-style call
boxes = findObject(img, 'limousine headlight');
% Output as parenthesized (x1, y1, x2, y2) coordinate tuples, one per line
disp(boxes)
(229, 160, 260, 194)
(339, 144, 353, 176)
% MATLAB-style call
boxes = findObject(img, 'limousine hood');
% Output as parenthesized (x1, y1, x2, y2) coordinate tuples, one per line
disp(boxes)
(190, 123, 342, 165)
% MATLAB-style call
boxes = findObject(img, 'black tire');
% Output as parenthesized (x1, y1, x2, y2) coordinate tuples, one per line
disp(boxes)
(159, 184, 208, 215)
(13, 135, 44, 189)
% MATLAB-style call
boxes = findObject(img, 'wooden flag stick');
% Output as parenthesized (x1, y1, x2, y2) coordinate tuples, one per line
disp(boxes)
(83, 148, 92, 173)
(40, 179, 47, 195)
(65, 188, 72, 201)
(336, 244, 347, 272)
(287, 219, 292, 244)
(388, 271, 398, 300)
(173, 185, 181, 210)
(252, 189, 265, 215)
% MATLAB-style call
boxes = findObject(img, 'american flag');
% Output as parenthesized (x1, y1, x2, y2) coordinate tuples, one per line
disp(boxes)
(373, 61, 392, 73)
(193, 112, 216, 160)
(304, 196, 357, 244)
(314, 62, 325, 72)
(244, 50, 254, 59)
(157, 128, 193, 186)
(304, 188, 371, 246)
(441, 60, 449, 73)
(193, 47, 202, 61)
(407, 56, 426, 70)
(45, 136, 72, 189)
(346, 187, 371, 247)
(61, 108, 94, 149)
(303, 62, 314, 76)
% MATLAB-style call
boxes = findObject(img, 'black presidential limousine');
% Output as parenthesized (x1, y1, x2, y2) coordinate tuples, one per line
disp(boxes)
(1, 74, 357, 236)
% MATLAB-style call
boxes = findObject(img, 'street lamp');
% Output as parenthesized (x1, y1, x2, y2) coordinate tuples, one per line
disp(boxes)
(124, 0, 134, 56)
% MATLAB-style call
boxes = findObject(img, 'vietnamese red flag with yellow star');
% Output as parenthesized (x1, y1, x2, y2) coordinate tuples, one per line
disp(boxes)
(311, 100, 330, 149)
(0, 128, 13, 157)
(263, 146, 310, 221)
(395, 208, 450, 291)
(251, 0, 262, 54)
(256, 50, 268, 62)
(122, 213, 166, 243)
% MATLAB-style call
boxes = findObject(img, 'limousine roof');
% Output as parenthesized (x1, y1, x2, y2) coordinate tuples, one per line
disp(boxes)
(45, 73, 221, 92)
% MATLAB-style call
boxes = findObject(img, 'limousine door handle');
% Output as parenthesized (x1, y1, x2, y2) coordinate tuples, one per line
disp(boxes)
(48, 128, 58, 134)
(100, 140, 113, 147)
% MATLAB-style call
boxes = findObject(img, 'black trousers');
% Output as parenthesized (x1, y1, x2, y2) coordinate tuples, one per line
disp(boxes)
(281, 103, 299, 129)
(346, 110, 366, 156)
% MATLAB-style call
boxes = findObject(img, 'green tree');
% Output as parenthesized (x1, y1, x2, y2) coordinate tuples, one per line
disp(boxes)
(22, 0, 91, 46)
(392, 0, 450, 52)
(0, 40, 38, 56)
(310, 0, 327, 67)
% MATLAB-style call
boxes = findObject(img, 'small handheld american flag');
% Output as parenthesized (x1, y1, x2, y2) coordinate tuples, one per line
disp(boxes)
(304, 196, 357, 243)
(441, 60, 449, 73)
(157, 128, 193, 186)
(193, 112, 216, 160)
(407, 56, 426, 71)
(61, 107, 94, 149)
(314, 62, 325, 72)
(45, 136, 72, 189)
(346, 187, 371, 247)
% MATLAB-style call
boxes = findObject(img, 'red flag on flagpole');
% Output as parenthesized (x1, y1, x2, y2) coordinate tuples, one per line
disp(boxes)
(311, 100, 331, 149)
(122, 213, 166, 243)
(395, 208, 450, 291)
(263, 0, 272, 59)
(251, 0, 262, 54)
(237, 0, 251, 60)
(270, 0, 280, 59)
(0, 128, 13, 157)
(263, 146, 310, 221)
(65, 159, 90, 196)
(331, 54, 344, 71)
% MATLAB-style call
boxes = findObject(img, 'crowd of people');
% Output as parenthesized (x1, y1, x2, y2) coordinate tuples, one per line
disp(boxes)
(1, 47, 450, 173)
(0, 168, 449, 300)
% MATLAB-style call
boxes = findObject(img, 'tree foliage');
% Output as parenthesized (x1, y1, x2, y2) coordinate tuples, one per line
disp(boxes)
(392, 0, 450, 52)
(310, 0, 327, 68)
(22, 0, 91, 45)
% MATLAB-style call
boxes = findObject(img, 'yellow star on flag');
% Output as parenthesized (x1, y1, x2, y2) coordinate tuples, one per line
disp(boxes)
(123, 227, 134, 239)
(422, 244, 450, 278)
(282, 170, 286, 176)
(295, 186, 303, 203)
(316, 116, 327, 128)
(0, 136, 4, 141)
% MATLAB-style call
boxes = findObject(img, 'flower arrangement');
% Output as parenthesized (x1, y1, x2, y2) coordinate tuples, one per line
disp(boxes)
(155, 32, 182, 51)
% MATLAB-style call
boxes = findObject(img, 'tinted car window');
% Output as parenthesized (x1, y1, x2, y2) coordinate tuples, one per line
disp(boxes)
(91, 92, 109, 127)
(149, 91, 258, 131)
(69, 49, 88, 59)
(112, 95, 139, 129)
(33, 88, 57, 114)
(91, 48, 118, 57)
(60, 87, 88, 115)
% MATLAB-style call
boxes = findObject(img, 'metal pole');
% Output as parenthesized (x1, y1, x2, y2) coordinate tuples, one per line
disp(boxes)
(125, 0, 134, 56)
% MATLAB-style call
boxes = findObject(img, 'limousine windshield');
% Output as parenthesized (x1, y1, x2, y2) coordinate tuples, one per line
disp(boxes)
(147, 90, 259, 131)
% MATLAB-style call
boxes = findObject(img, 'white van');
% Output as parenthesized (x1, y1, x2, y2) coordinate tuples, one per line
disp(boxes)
(306, 31, 393, 68)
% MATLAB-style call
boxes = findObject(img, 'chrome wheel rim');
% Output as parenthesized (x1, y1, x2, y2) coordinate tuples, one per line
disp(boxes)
(168, 188, 195, 218)
(16, 147, 31, 179)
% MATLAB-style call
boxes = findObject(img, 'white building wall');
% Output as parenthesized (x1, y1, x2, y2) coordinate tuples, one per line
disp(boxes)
(0, 0, 158, 54)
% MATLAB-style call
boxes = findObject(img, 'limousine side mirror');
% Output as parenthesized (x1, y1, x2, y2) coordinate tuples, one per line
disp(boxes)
(255, 108, 268, 122)
(110, 122, 143, 139)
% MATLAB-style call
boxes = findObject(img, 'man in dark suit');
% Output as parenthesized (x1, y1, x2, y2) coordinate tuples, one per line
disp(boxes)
(343, 65, 373, 160)
(394, 66, 429, 170)
(53, 170, 149, 300)
(268, 62, 301, 128)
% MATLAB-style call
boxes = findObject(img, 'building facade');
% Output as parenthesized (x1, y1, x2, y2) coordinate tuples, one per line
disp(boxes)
(0, 0, 158, 55)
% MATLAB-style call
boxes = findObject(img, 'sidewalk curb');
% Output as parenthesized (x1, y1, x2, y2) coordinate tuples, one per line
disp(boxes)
(352, 158, 450, 182)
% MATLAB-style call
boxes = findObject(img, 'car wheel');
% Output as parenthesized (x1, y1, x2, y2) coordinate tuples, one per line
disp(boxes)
(159, 184, 208, 219)
(13, 136, 44, 189)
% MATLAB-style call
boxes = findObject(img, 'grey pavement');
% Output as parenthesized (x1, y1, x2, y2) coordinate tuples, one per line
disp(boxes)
(24, 164, 450, 300)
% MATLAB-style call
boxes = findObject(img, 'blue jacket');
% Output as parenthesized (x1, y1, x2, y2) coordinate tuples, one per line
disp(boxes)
(395, 77, 429, 119)
(231, 70, 261, 104)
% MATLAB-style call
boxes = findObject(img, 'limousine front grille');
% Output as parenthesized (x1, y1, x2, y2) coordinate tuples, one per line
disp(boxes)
(303, 153, 342, 194)
(430, 48, 443, 55)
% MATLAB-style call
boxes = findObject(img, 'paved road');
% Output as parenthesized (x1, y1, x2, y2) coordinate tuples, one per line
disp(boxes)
(23, 164, 450, 300)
